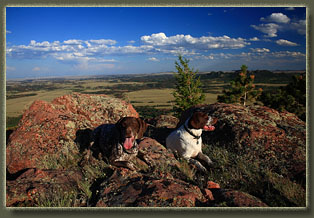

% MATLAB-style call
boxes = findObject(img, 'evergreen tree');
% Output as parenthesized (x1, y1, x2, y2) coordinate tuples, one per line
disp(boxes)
(259, 74, 306, 121)
(217, 65, 262, 106)
(172, 55, 205, 117)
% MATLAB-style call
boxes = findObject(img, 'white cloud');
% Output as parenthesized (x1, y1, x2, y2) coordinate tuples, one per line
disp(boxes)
(276, 39, 299, 46)
(141, 32, 250, 49)
(250, 48, 270, 52)
(128, 40, 136, 44)
(6, 30, 11, 34)
(195, 50, 304, 62)
(6, 33, 252, 64)
(290, 19, 306, 35)
(32, 67, 41, 71)
(7, 32, 304, 71)
(252, 13, 305, 38)
(260, 13, 290, 24)
(271, 51, 305, 58)
(196, 55, 214, 60)
(251, 23, 280, 37)
(89, 39, 117, 45)
(148, 57, 159, 62)
(249, 37, 260, 41)
(63, 39, 83, 45)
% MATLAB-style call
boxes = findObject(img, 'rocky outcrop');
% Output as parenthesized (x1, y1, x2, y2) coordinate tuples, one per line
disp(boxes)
(6, 93, 138, 174)
(180, 103, 306, 184)
(6, 168, 84, 207)
(6, 96, 306, 207)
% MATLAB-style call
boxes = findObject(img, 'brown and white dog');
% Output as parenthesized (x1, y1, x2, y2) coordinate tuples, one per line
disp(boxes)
(166, 110, 217, 173)
(93, 117, 148, 170)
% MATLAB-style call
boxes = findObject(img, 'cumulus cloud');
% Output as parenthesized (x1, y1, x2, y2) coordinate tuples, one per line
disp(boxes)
(148, 57, 159, 62)
(271, 51, 305, 58)
(250, 48, 270, 52)
(7, 38, 126, 61)
(7, 33, 252, 65)
(260, 13, 290, 24)
(196, 55, 214, 60)
(89, 39, 117, 45)
(252, 13, 305, 37)
(7, 32, 304, 71)
(194, 49, 304, 63)
(249, 37, 260, 41)
(63, 39, 83, 45)
(290, 19, 306, 35)
(276, 39, 299, 46)
(251, 23, 280, 37)
(141, 32, 250, 49)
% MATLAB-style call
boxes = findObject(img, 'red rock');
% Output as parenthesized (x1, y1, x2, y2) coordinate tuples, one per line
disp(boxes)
(6, 168, 83, 207)
(204, 189, 215, 201)
(6, 93, 139, 174)
(182, 103, 306, 182)
(207, 181, 220, 189)
(215, 190, 268, 207)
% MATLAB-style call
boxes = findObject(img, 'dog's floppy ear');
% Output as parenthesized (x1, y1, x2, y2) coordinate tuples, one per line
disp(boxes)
(136, 117, 148, 139)
(114, 117, 125, 137)
(115, 117, 126, 128)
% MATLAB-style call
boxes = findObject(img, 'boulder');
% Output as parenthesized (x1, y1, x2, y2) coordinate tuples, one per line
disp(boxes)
(92, 138, 209, 207)
(180, 103, 306, 182)
(6, 168, 83, 207)
(6, 93, 138, 174)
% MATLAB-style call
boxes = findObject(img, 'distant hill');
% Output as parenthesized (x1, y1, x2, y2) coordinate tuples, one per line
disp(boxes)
(199, 70, 304, 84)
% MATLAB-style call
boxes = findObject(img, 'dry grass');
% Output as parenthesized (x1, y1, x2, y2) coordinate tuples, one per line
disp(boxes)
(6, 90, 73, 117)
(77, 80, 143, 88)
(6, 78, 285, 119)
(6, 79, 142, 117)
(126, 88, 175, 108)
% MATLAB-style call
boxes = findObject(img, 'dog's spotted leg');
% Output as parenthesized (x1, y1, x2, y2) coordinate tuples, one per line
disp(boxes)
(186, 157, 208, 173)
(137, 150, 154, 167)
(196, 152, 213, 169)
(112, 160, 136, 171)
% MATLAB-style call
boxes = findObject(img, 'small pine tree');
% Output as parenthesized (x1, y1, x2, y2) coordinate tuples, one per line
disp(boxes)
(217, 65, 261, 106)
(172, 55, 205, 117)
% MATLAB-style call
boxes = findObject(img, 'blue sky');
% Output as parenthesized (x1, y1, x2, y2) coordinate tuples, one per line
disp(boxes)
(6, 7, 306, 79)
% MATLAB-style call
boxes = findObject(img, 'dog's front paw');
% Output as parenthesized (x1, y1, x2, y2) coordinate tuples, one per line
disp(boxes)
(199, 165, 208, 174)
(189, 158, 208, 174)
(205, 158, 213, 167)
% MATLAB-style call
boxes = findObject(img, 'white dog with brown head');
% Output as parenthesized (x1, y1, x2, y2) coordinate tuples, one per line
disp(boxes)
(166, 110, 217, 173)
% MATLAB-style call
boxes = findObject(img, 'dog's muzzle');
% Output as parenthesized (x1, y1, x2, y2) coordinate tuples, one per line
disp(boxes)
(120, 137, 138, 154)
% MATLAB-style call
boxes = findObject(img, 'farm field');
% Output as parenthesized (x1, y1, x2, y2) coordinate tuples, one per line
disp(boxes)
(6, 70, 300, 128)
(6, 79, 145, 118)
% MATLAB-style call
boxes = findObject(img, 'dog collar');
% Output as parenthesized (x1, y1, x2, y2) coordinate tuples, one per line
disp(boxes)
(184, 124, 201, 140)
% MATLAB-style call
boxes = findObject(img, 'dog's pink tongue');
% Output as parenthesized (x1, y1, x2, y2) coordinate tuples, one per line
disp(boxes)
(123, 137, 134, 150)
(204, 125, 215, 131)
